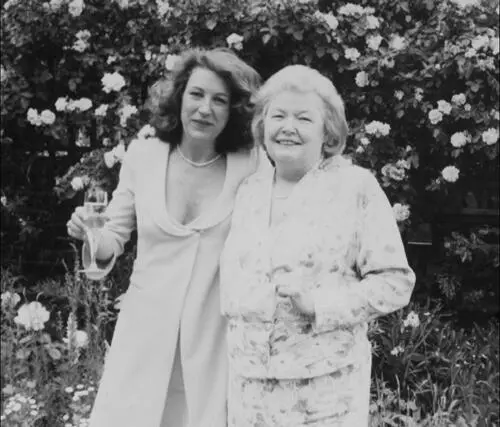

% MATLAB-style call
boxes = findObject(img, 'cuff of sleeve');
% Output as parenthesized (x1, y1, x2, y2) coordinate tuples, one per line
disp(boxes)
(81, 240, 118, 281)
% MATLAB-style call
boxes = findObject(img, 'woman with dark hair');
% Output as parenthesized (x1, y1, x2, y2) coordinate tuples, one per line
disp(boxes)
(66, 48, 267, 427)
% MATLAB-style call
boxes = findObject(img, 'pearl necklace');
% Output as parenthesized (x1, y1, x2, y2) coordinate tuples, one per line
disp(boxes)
(177, 147, 222, 168)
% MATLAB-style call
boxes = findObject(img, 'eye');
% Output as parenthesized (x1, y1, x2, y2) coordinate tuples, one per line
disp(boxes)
(298, 116, 312, 122)
(189, 91, 203, 98)
(271, 113, 284, 119)
(214, 96, 229, 105)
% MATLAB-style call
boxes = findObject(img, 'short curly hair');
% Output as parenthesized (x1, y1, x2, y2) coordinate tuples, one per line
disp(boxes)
(147, 48, 261, 154)
(251, 65, 349, 158)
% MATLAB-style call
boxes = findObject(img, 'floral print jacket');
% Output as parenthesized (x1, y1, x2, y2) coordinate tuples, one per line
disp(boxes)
(220, 155, 416, 380)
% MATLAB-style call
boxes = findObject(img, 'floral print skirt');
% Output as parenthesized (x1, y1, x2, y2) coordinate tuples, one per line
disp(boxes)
(228, 359, 371, 427)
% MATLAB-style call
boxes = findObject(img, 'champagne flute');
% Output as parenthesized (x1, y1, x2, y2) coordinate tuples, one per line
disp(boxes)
(80, 186, 108, 275)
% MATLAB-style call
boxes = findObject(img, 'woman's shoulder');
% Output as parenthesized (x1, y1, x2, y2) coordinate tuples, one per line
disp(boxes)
(125, 129, 168, 161)
(322, 156, 381, 192)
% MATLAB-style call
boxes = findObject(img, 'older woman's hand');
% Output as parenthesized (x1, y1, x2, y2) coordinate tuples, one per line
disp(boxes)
(276, 285, 315, 317)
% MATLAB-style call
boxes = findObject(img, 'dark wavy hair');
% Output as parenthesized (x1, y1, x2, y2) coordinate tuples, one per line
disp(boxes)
(147, 48, 261, 154)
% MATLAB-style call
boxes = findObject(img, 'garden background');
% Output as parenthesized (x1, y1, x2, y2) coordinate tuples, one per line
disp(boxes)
(1, 0, 499, 425)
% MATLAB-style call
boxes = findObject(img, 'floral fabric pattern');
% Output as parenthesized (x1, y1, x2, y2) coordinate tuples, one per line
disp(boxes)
(220, 155, 416, 425)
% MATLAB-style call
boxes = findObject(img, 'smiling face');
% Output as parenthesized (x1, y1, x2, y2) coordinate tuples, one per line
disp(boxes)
(264, 90, 326, 171)
(180, 67, 231, 146)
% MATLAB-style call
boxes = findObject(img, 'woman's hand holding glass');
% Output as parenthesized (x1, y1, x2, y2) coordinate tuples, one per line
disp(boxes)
(67, 187, 109, 276)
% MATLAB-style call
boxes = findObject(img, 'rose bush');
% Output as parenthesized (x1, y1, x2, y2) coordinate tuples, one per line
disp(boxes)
(1, 0, 498, 298)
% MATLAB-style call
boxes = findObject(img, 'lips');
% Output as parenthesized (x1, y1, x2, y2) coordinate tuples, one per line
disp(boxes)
(192, 119, 212, 126)
(276, 139, 301, 146)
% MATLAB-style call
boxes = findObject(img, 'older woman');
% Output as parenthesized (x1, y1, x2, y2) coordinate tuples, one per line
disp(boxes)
(66, 48, 266, 427)
(220, 65, 416, 426)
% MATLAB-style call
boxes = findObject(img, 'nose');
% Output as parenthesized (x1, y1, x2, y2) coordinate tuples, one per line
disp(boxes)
(281, 116, 296, 133)
(198, 97, 211, 115)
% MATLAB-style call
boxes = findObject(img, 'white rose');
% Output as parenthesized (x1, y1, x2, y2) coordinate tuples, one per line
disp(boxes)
(137, 124, 156, 139)
(355, 71, 369, 87)
(441, 165, 460, 183)
(73, 98, 92, 112)
(366, 35, 382, 50)
(428, 109, 443, 125)
(464, 104, 471, 111)
(323, 13, 339, 31)
(451, 93, 466, 105)
(27, 108, 42, 126)
(49, 0, 64, 11)
(450, 131, 468, 147)
(73, 330, 89, 348)
(103, 151, 116, 169)
(101, 71, 126, 93)
(403, 311, 420, 328)
(72, 39, 88, 53)
(119, 104, 138, 127)
(106, 55, 117, 65)
(344, 47, 361, 61)
(0, 195, 7, 206)
(437, 100, 452, 115)
(389, 35, 406, 51)
(390, 345, 404, 356)
(70, 177, 85, 191)
(338, 3, 365, 16)
(394, 90, 404, 100)
(144, 51, 152, 61)
(68, 0, 84, 17)
(165, 54, 180, 71)
(355, 146, 364, 154)
(55, 97, 69, 112)
(392, 203, 411, 222)
(365, 15, 380, 29)
(75, 30, 91, 40)
(40, 110, 56, 125)
(14, 302, 50, 331)
(156, 0, 171, 18)
(94, 104, 109, 117)
(226, 33, 244, 51)
(360, 137, 370, 146)
(482, 128, 499, 145)
(115, 0, 129, 8)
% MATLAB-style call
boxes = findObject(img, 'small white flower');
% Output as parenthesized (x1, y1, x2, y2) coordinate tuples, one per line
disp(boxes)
(40, 110, 56, 125)
(428, 109, 443, 125)
(137, 124, 156, 139)
(226, 33, 244, 51)
(101, 71, 126, 93)
(103, 151, 116, 169)
(27, 108, 43, 126)
(360, 137, 370, 146)
(355, 146, 364, 154)
(338, 3, 365, 16)
(118, 104, 138, 127)
(390, 345, 404, 356)
(74, 330, 89, 348)
(450, 131, 468, 148)
(0, 195, 6, 206)
(322, 13, 339, 31)
(437, 100, 452, 115)
(403, 311, 420, 328)
(55, 97, 69, 112)
(49, 0, 64, 11)
(389, 34, 406, 51)
(106, 55, 118, 65)
(75, 30, 91, 41)
(355, 71, 369, 87)
(164, 54, 180, 71)
(392, 203, 411, 222)
(94, 104, 109, 117)
(394, 90, 404, 100)
(144, 51, 152, 61)
(71, 177, 85, 191)
(451, 0, 479, 7)
(72, 39, 89, 53)
(65, 387, 74, 394)
(464, 103, 471, 112)
(365, 120, 390, 136)
(115, 0, 129, 8)
(441, 165, 460, 183)
(482, 128, 499, 145)
(344, 47, 361, 61)
(156, 0, 171, 18)
(451, 93, 466, 106)
(14, 302, 50, 331)
(414, 88, 424, 102)
(1, 291, 21, 308)
(365, 15, 380, 29)
(366, 34, 383, 50)
(68, 0, 84, 17)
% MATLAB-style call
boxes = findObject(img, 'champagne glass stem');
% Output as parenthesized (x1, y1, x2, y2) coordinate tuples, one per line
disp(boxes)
(85, 227, 98, 270)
